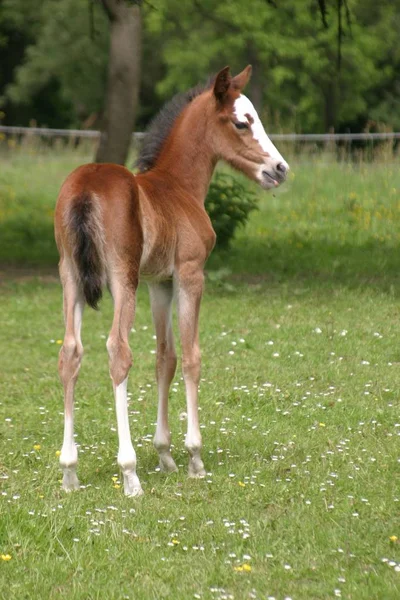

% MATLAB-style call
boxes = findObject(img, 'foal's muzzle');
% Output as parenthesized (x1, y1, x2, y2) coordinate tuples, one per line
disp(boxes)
(276, 162, 288, 180)
(263, 159, 289, 185)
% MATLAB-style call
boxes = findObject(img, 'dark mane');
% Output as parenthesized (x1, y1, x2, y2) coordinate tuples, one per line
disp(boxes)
(136, 79, 212, 173)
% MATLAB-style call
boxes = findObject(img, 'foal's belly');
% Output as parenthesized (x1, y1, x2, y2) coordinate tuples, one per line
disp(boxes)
(137, 187, 181, 281)
(139, 231, 175, 281)
(139, 257, 174, 281)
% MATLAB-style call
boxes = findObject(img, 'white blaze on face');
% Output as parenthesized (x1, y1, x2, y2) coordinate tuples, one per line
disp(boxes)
(233, 94, 289, 170)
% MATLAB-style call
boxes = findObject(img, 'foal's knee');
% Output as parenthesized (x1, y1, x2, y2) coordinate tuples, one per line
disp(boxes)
(182, 348, 201, 383)
(107, 336, 132, 385)
(58, 336, 83, 385)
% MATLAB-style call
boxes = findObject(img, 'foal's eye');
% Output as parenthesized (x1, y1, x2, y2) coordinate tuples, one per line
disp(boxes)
(234, 121, 248, 130)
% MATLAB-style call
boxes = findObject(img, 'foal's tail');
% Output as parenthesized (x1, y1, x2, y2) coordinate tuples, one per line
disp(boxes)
(68, 193, 105, 310)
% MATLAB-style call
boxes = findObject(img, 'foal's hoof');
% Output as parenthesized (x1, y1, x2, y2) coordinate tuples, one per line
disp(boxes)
(123, 471, 144, 497)
(125, 486, 144, 498)
(188, 458, 206, 479)
(159, 454, 178, 474)
(62, 469, 80, 492)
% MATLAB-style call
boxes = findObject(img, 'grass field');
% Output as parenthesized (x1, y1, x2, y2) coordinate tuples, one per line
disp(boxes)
(1, 147, 400, 599)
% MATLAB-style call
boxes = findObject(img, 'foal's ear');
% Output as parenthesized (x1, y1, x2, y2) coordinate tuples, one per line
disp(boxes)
(213, 66, 232, 102)
(232, 65, 252, 91)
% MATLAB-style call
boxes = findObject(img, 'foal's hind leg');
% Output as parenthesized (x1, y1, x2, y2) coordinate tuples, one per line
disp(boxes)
(149, 281, 178, 473)
(58, 262, 84, 491)
(107, 275, 143, 497)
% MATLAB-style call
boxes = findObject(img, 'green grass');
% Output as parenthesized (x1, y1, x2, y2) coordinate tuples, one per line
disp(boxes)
(0, 147, 90, 265)
(1, 148, 400, 599)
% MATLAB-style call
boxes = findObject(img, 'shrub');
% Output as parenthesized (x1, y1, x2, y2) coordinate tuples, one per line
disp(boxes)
(205, 172, 258, 248)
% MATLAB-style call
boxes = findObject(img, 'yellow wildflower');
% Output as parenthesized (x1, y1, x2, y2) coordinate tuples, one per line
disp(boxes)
(1, 554, 11, 561)
(234, 563, 251, 572)
(238, 481, 246, 487)
(113, 484, 121, 489)
(319, 423, 326, 427)
(171, 539, 180, 545)
(56, 340, 63, 345)
(33, 444, 41, 451)
(389, 535, 398, 542)
(55, 450, 61, 457)
(111, 476, 119, 482)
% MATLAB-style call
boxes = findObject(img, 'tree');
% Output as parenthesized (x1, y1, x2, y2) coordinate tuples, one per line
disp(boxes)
(3, 0, 109, 127)
(2, 0, 400, 140)
(144, 0, 388, 132)
(359, 1, 400, 131)
(95, 0, 142, 164)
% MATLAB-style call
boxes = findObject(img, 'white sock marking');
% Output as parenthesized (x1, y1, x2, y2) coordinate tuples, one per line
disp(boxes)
(60, 415, 79, 491)
(115, 378, 143, 496)
(60, 416, 77, 467)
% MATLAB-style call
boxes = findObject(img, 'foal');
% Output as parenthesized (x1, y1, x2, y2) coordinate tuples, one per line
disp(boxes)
(54, 65, 288, 496)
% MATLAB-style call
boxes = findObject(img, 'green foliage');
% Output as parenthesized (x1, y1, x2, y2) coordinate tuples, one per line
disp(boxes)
(145, 0, 400, 133)
(205, 172, 258, 248)
(3, 0, 109, 127)
(1, 0, 400, 133)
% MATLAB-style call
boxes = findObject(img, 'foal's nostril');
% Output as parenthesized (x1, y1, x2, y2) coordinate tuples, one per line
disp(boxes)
(276, 162, 287, 175)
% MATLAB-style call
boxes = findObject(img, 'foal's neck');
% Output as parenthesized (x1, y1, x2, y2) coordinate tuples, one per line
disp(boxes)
(148, 98, 217, 204)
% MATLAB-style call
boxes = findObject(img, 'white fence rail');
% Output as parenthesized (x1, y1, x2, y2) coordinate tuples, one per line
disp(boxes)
(1, 125, 400, 142)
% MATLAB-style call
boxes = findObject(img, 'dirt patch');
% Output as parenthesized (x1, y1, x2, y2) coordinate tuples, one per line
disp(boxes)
(0, 265, 59, 285)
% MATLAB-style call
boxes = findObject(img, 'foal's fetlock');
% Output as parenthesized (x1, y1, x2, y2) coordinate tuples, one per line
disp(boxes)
(62, 468, 80, 492)
(121, 468, 144, 497)
(118, 455, 143, 497)
(154, 438, 178, 473)
(60, 444, 79, 491)
(159, 452, 178, 473)
(188, 454, 206, 478)
(186, 441, 205, 478)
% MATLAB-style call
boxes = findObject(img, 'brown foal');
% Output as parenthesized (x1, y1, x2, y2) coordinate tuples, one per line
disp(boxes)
(54, 65, 288, 496)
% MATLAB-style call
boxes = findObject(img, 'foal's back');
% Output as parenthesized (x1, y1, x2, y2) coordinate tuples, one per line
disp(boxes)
(55, 162, 214, 283)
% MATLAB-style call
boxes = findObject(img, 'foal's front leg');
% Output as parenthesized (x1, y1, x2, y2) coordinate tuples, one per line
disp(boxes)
(176, 268, 206, 478)
(107, 278, 143, 497)
(149, 281, 178, 473)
